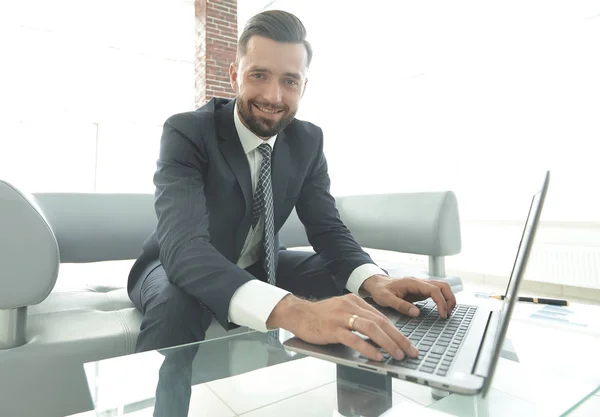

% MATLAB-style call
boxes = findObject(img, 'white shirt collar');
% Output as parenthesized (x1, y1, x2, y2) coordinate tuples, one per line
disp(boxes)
(234, 101, 277, 154)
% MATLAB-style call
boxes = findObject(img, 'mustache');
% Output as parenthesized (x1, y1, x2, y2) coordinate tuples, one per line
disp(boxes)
(250, 100, 287, 111)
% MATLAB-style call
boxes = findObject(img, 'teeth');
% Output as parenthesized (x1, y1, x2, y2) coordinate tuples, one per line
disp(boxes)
(255, 105, 280, 114)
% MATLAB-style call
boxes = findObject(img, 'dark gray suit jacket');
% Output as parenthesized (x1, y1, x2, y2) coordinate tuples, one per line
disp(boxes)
(128, 98, 375, 329)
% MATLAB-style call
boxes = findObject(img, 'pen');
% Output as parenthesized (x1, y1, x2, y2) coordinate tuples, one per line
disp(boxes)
(490, 295, 569, 306)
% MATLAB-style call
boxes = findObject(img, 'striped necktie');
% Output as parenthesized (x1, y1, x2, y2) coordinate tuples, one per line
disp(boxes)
(252, 143, 276, 285)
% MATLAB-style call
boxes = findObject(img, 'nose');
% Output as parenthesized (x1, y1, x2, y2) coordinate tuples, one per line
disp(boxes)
(262, 79, 282, 104)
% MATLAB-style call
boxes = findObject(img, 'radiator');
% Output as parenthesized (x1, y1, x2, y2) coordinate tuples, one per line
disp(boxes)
(525, 244, 600, 290)
(393, 244, 600, 290)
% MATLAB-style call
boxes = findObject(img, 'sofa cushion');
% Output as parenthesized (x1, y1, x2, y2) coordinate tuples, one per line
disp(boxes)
(27, 251, 461, 362)
(26, 260, 251, 360)
(3, 250, 460, 417)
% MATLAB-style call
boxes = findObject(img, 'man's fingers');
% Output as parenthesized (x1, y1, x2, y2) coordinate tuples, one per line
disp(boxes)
(337, 330, 384, 361)
(354, 297, 391, 322)
(425, 285, 448, 319)
(357, 309, 420, 359)
(427, 280, 457, 313)
(345, 295, 418, 359)
(352, 316, 404, 360)
(345, 310, 419, 359)
(381, 293, 421, 318)
(401, 279, 449, 319)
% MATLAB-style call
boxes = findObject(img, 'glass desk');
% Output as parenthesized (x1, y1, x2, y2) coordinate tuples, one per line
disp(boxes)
(83, 321, 600, 417)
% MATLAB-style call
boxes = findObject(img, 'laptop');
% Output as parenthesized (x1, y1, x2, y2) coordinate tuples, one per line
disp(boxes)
(284, 171, 551, 397)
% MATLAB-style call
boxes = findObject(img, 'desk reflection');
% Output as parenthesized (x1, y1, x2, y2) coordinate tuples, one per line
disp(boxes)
(152, 331, 395, 417)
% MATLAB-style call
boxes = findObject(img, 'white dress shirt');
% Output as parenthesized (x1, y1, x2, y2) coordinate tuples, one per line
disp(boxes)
(227, 104, 387, 332)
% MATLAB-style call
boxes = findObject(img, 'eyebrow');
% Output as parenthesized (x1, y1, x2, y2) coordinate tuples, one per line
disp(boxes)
(248, 66, 270, 73)
(248, 66, 302, 80)
(283, 72, 302, 80)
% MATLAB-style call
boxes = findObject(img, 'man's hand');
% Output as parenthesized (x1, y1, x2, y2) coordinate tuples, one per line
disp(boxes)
(266, 293, 419, 362)
(361, 275, 457, 319)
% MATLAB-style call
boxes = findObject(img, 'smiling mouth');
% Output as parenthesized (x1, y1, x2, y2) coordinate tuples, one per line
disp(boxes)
(252, 103, 284, 115)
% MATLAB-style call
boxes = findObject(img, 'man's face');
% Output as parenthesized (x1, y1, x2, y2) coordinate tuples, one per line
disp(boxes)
(230, 35, 308, 139)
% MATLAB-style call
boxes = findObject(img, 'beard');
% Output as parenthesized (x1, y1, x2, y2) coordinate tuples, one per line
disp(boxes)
(236, 96, 297, 138)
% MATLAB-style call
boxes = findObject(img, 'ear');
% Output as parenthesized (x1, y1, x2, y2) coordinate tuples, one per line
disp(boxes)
(301, 78, 309, 98)
(229, 62, 239, 93)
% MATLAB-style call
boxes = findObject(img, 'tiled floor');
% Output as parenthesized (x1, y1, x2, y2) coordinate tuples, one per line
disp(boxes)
(74, 353, 599, 417)
(148, 354, 597, 417)
(189, 360, 430, 417)
(206, 357, 336, 415)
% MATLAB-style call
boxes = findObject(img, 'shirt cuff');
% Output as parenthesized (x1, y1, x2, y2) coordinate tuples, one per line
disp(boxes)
(345, 263, 389, 297)
(228, 280, 291, 332)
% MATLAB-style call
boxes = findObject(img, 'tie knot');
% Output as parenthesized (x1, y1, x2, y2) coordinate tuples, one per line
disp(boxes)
(257, 143, 272, 159)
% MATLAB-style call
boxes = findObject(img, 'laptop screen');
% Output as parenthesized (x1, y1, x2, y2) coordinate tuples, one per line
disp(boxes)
(483, 171, 550, 394)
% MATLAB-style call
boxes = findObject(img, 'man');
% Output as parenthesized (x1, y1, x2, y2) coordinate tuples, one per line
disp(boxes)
(128, 10, 455, 366)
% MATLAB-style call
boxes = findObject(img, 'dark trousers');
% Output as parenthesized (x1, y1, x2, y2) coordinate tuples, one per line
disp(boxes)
(129, 250, 342, 417)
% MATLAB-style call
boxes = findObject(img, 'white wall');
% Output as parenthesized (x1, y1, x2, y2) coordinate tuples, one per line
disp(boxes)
(2, 0, 599, 287)
(240, 0, 600, 224)
(4, 0, 597, 217)
(0, 0, 195, 193)
(237, 0, 600, 288)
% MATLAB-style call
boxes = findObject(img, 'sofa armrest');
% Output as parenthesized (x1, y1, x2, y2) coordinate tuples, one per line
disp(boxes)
(33, 193, 157, 263)
(280, 191, 461, 255)
(0, 180, 59, 310)
(337, 191, 461, 256)
(279, 191, 461, 276)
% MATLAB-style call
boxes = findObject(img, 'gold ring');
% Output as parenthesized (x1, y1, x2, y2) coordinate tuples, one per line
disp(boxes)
(348, 314, 359, 331)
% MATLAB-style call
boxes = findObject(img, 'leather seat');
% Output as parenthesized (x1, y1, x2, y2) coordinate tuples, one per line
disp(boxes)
(0, 179, 462, 417)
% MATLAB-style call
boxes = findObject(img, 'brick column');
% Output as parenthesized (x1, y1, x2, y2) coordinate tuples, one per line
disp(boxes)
(195, 0, 238, 108)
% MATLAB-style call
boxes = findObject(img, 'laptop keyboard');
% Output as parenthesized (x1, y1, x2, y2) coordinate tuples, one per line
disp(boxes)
(361, 300, 477, 377)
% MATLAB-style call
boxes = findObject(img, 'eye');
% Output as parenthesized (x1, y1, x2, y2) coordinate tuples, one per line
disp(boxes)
(251, 73, 264, 79)
(285, 79, 298, 86)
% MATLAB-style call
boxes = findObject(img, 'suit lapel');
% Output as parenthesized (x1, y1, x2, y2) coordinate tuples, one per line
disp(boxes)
(215, 98, 291, 232)
(215, 100, 253, 219)
(271, 130, 290, 228)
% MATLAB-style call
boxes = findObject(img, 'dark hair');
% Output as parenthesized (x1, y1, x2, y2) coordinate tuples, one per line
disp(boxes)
(237, 10, 313, 67)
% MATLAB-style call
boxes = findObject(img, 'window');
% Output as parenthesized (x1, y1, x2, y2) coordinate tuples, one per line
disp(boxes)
(1, 0, 195, 193)
(240, 0, 600, 222)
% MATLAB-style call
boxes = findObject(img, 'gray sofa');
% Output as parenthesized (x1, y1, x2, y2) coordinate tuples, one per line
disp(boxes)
(0, 179, 462, 417)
